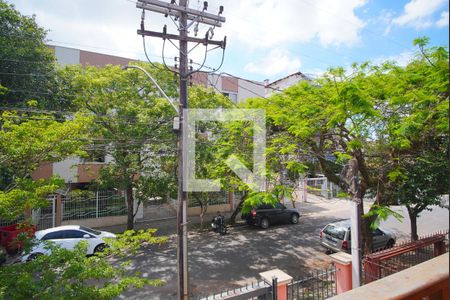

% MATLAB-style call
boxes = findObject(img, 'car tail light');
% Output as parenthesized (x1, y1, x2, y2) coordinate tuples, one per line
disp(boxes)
(251, 209, 256, 218)
(319, 230, 323, 239)
(342, 240, 348, 250)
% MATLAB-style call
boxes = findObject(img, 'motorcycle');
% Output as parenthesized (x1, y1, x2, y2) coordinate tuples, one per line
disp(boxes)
(211, 213, 227, 235)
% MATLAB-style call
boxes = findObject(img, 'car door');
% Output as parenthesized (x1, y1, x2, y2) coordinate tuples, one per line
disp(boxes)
(41, 230, 66, 251)
(274, 203, 288, 223)
(62, 230, 88, 251)
(78, 229, 100, 254)
(372, 228, 386, 251)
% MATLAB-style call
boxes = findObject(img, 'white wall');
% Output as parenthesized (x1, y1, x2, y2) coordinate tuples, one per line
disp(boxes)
(53, 157, 80, 183)
(237, 79, 266, 102)
(54, 46, 80, 66)
(207, 74, 223, 90)
(266, 74, 306, 97)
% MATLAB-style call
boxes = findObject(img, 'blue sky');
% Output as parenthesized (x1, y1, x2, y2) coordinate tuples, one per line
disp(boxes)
(9, 0, 449, 82)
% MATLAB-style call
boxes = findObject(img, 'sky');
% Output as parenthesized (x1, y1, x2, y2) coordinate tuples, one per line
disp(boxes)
(9, 0, 450, 82)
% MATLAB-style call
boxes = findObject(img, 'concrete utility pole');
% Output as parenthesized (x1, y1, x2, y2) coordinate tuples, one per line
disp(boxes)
(136, 1, 225, 299)
(348, 158, 362, 288)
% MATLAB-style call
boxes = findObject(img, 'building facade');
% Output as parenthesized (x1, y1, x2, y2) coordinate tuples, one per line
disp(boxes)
(33, 45, 265, 186)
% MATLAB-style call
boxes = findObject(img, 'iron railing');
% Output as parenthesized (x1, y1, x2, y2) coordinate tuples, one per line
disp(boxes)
(363, 231, 449, 284)
(287, 266, 337, 300)
(197, 278, 275, 300)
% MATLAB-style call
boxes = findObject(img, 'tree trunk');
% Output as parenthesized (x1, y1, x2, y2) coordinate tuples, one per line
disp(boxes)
(229, 192, 248, 224)
(407, 206, 419, 241)
(199, 201, 208, 230)
(126, 187, 134, 230)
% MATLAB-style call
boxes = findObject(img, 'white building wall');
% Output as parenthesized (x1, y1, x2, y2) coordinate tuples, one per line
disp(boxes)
(237, 79, 266, 103)
(54, 46, 80, 66)
(53, 157, 80, 183)
(207, 74, 223, 90)
(266, 74, 306, 97)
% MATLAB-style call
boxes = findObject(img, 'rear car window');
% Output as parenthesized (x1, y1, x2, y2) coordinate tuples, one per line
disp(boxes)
(79, 226, 101, 235)
(323, 225, 346, 240)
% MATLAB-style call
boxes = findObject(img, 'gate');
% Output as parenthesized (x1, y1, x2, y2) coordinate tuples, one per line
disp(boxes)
(32, 195, 55, 230)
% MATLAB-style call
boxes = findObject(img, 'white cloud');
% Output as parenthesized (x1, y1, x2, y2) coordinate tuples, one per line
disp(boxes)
(221, 0, 367, 48)
(372, 51, 415, 67)
(436, 11, 449, 27)
(244, 48, 301, 77)
(393, 0, 446, 29)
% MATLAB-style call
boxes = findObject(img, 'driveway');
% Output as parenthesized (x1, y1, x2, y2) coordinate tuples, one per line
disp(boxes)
(115, 196, 449, 299)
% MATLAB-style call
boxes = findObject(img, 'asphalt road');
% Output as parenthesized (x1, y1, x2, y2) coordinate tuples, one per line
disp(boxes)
(116, 196, 449, 299)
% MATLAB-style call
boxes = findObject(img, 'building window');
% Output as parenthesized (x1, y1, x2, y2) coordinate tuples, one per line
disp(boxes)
(222, 92, 238, 103)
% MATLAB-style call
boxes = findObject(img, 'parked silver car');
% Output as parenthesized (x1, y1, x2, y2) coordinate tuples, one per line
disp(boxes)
(320, 219, 396, 253)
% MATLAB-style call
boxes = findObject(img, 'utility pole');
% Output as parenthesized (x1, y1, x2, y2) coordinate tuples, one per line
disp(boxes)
(135, 1, 226, 299)
(348, 158, 362, 288)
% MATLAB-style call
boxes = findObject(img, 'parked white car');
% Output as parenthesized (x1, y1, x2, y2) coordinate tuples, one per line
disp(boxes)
(320, 219, 396, 253)
(21, 225, 116, 262)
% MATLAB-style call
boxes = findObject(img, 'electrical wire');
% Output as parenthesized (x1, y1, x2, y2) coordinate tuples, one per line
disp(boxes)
(142, 36, 167, 72)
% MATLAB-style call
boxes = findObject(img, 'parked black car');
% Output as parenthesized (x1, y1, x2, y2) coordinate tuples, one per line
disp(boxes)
(242, 203, 300, 229)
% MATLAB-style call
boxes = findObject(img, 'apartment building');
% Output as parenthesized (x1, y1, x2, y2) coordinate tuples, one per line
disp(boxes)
(31, 45, 265, 186)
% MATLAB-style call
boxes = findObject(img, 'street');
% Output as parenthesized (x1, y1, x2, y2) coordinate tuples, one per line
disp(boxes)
(117, 196, 449, 299)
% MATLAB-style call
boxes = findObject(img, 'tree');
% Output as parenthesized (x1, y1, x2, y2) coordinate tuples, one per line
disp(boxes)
(242, 39, 448, 253)
(0, 1, 57, 108)
(385, 37, 449, 240)
(0, 105, 92, 220)
(0, 229, 167, 299)
(59, 63, 177, 230)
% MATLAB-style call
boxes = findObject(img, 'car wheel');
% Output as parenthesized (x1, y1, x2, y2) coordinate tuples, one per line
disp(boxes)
(386, 239, 395, 249)
(94, 243, 106, 254)
(290, 214, 299, 224)
(260, 218, 270, 229)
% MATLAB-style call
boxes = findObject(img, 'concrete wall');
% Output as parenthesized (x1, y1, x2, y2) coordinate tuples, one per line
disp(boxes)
(54, 46, 80, 66)
(237, 79, 265, 102)
(187, 203, 232, 217)
(207, 74, 222, 90)
(77, 163, 104, 183)
(53, 157, 80, 183)
(31, 162, 53, 180)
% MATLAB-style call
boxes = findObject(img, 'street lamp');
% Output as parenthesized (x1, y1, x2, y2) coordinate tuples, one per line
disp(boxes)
(122, 65, 179, 114)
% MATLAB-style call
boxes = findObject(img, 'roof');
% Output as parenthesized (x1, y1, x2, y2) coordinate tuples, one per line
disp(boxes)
(35, 225, 82, 239)
(267, 71, 309, 88)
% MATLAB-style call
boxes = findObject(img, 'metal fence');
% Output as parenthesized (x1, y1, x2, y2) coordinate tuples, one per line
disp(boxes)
(287, 266, 337, 300)
(302, 177, 341, 199)
(33, 195, 55, 230)
(0, 216, 25, 227)
(188, 191, 229, 208)
(198, 279, 275, 300)
(62, 190, 127, 221)
(363, 231, 449, 284)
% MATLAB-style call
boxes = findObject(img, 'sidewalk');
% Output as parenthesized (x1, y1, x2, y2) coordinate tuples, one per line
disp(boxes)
(96, 194, 357, 235)
(96, 212, 237, 236)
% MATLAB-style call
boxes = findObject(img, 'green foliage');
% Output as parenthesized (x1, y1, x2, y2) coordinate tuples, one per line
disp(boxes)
(0, 110, 92, 220)
(0, 229, 167, 299)
(0, 0, 57, 108)
(364, 204, 403, 230)
(240, 38, 448, 248)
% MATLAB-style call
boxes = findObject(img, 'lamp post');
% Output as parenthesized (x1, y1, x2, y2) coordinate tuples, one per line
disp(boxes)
(122, 65, 179, 115)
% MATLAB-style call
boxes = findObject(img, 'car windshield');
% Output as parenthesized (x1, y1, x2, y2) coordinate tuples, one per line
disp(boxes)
(79, 226, 101, 236)
(323, 225, 346, 240)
